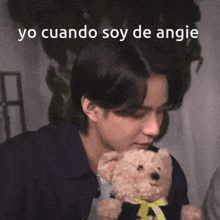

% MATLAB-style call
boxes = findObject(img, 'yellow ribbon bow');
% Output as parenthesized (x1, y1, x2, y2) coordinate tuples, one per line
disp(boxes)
(133, 197, 168, 220)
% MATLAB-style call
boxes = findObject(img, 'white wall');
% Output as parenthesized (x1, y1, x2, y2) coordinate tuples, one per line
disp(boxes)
(0, 0, 51, 134)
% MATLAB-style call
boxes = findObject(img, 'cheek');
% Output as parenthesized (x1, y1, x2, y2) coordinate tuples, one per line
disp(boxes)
(115, 119, 143, 141)
(157, 113, 164, 127)
(107, 117, 142, 139)
(159, 114, 164, 126)
(98, 113, 143, 151)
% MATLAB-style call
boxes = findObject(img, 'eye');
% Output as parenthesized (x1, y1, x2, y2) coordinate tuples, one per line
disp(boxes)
(137, 165, 144, 171)
(157, 167, 161, 171)
(133, 109, 151, 119)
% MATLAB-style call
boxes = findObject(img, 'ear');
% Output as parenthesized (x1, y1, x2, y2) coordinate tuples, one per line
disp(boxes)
(97, 151, 122, 182)
(81, 95, 99, 122)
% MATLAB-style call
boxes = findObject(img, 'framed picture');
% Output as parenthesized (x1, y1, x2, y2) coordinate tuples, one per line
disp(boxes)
(0, 72, 26, 142)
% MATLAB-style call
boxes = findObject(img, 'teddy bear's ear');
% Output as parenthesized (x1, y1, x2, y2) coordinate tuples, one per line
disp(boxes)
(97, 151, 122, 182)
(157, 149, 172, 169)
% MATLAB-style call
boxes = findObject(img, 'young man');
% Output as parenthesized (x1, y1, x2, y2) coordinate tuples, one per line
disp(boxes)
(0, 39, 189, 219)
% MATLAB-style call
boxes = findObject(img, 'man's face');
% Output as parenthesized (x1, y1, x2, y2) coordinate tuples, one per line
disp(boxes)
(95, 74, 168, 152)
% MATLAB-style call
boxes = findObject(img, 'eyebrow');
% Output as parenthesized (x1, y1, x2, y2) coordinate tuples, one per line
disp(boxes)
(140, 102, 168, 111)
(115, 101, 168, 114)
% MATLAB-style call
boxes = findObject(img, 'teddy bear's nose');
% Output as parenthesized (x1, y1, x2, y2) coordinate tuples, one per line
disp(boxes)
(151, 173, 160, 180)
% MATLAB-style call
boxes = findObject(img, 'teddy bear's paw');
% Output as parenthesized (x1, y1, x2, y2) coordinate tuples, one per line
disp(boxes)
(182, 205, 202, 220)
(99, 199, 122, 219)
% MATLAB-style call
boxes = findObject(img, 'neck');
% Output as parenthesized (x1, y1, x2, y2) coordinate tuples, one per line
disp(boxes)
(79, 127, 110, 174)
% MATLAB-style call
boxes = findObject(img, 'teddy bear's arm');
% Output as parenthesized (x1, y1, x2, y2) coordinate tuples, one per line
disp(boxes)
(181, 205, 202, 220)
(99, 199, 122, 220)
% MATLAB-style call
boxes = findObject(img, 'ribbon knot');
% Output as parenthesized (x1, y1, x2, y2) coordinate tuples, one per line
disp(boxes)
(133, 197, 168, 220)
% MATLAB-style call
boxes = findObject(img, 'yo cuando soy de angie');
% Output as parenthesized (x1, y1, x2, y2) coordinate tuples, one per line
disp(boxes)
(18, 25, 198, 42)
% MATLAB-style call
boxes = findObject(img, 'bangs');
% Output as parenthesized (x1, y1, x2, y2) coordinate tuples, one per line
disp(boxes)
(94, 63, 148, 109)
(112, 81, 147, 116)
(73, 38, 150, 111)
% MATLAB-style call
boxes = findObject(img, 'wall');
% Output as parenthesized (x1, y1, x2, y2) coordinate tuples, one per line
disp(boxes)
(0, 0, 51, 134)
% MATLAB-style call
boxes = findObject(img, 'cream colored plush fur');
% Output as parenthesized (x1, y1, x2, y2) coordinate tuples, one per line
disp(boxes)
(97, 149, 202, 220)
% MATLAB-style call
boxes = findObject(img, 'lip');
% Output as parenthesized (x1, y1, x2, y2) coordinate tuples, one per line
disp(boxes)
(133, 143, 151, 148)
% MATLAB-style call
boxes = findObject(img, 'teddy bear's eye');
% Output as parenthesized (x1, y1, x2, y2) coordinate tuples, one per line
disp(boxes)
(157, 167, 161, 170)
(137, 165, 144, 171)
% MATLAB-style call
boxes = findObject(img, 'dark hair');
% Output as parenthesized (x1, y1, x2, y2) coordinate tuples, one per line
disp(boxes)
(68, 38, 188, 134)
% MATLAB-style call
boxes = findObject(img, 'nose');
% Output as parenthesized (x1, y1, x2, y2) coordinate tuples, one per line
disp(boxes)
(151, 172, 160, 180)
(142, 112, 160, 138)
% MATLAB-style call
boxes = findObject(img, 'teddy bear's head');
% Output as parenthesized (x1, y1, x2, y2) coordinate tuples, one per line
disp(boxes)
(97, 149, 172, 203)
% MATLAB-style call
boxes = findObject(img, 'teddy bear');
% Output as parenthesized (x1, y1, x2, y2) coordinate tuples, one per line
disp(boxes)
(97, 149, 202, 220)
